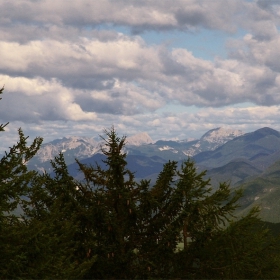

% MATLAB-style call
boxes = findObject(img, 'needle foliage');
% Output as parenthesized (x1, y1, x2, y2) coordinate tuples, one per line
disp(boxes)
(0, 87, 279, 278)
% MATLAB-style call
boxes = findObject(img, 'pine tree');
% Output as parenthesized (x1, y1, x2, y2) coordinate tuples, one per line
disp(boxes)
(21, 153, 97, 278)
(69, 128, 280, 278)
(3, 119, 279, 278)
(0, 87, 43, 277)
(187, 207, 280, 279)
(0, 87, 8, 132)
(76, 128, 141, 278)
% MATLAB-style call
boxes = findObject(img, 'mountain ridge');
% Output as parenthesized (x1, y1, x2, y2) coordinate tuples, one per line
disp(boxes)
(193, 127, 280, 169)
(26, 126, 280, 223)
(29, 127, 244, 168)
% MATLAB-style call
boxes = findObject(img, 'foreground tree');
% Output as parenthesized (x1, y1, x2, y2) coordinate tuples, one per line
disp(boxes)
(0, 86, 279, 279)
(193, 210, 280, 278)
(0, 87, 43, 277)
(21, 128, 279, 279)
(77, 129, 280, 279)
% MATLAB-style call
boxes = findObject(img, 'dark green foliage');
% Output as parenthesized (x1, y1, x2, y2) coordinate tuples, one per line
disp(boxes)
(0, 90, 279, 279)
(20, 153, 97, 278)
(0, 87, 43, 278)
(81, 129, 280, 278)
(174, 207, 280, 279)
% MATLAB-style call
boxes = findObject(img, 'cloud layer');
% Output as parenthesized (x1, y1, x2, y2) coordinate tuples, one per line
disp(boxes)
(1, 0, 280, 147)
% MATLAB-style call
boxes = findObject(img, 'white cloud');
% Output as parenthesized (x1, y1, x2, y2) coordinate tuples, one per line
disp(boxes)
(0, 75, 97, 121)
(1, 0, 280, 145)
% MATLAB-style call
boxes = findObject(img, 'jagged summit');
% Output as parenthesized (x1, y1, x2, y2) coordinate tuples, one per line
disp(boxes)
(32, 132, 153, 164)
(201, 127, 244, 143)
(36, 136, 100, 162)
(183, 127, 244, 157)
(126, 132, 153, 146)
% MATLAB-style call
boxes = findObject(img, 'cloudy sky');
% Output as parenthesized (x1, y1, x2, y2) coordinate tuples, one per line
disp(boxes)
(1, 0, 280, 150)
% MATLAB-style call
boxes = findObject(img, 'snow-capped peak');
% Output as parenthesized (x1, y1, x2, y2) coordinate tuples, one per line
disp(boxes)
(201, 127, 244, 143)
(35, 136, 100, 162)
(182, 127, 244, 157)
(33, 132, 153, 163)
(126, 132, 153, 146)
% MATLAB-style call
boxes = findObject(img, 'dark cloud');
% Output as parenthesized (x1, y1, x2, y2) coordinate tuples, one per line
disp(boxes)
(74, 92, 142, 115)
(0, 0, 245, 35)
(66, 78, 115, 91)
(257, 0, 280, 10)
(0, 92, 62, 122)
(175, 9, 208, 27)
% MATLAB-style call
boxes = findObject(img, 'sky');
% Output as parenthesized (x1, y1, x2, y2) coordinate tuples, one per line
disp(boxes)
(1, 0, 280, 150)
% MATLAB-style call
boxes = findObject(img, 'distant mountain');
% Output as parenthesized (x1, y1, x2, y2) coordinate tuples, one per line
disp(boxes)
(125, 127, 244, 161)
(28, 132, 154, 172)
(35, 136, 100, 162)
(126, 132, 153, 146)
(29, 127, 243, 172)
(193, 127, 280, 170)
(66, 153, 168, 183)
(183, 127, 244, 156)
(205, 159, 261, 189)
(234, 159, 280, 223)
(28, 136, 101, 172)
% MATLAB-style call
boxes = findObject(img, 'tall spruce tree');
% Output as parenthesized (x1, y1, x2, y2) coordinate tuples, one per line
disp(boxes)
(0, 87, 43, 277)
(1, 101, 279, 279)
(57, 128, 279, 279)
(20, 153, 97, 278)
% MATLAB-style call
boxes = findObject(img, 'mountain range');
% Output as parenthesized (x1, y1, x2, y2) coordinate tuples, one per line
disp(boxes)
(27, 126, 280, 223)
(28, 127, 244, 170)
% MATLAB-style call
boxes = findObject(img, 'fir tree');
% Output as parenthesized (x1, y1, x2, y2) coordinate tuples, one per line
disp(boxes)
(21, 153, 97, 278)
(0, 87, 43, 277)
(63, 128, 280, 278)
(1, 109, 279, 278)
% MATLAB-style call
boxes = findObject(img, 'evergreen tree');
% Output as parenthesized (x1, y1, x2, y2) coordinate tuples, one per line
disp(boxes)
(1, 97, 279, 279)
(0, 87, 43, 277)
(21, 153, 97, 278)
(194, 208, 280, 279)
(53, 127, 279, 279)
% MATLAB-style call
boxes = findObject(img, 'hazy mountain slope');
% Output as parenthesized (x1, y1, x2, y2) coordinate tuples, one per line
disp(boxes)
(28, 132, 154, 172)
(205, 159, 261, 189)
(27, 127, 245, 174)
(126, 127, 244, 160)
(183, 127, 244, 156)
(234, 159, 280, 223)
(67, 153, 168, 181)
(126, 140, 196, 161)
(194, 127, 280, 169)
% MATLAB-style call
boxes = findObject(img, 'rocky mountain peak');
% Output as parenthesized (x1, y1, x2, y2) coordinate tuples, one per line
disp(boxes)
(183, 127, 244, 157)
(126, 132, 153, 146)
(35, 136, 100, 162)
(201, 127, 244, 143)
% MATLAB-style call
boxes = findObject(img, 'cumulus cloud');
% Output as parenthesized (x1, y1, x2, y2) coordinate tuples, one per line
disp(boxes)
(0, 75, 97, 121)
(1, 0, 280, 144)
(2, 103, 280, 154)
(0, 0, 245, 34)
(2, 31, 280, 118)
